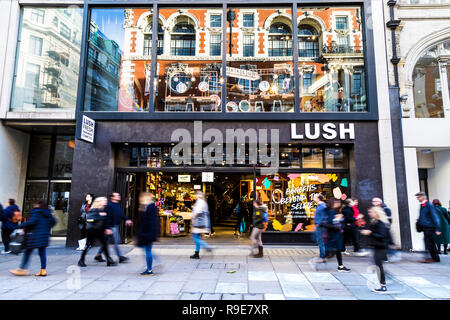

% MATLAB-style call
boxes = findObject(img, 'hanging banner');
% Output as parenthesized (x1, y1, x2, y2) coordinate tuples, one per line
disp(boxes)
(226, 66, 260, 81)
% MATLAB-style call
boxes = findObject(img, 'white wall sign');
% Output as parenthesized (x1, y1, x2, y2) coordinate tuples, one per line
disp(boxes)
(290, 123, 355, 140)
(202, 172, 214, 182)
(178, 175, 191, 182)
(194, 185, 202, 190)
(81, 115, 95, 143)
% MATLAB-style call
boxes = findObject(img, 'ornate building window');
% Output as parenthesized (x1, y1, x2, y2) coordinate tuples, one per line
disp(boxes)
(298, 25, 319, 58)
(143, 21, 163, 56)
(268, 22, 292, 57)
(170, 16, 196, 56)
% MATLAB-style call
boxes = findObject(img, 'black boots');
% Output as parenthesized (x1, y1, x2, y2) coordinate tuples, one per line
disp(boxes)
(119, 256, 129, 263)
(190, 251, 200, 259)
(253, 246, 263, 258)
(95, 254, 106, 262)
(78, 259, 86, 267)
(107, 257, 117, 266)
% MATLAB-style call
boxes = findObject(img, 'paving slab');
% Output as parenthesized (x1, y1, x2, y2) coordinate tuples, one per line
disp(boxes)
(345, 286, 394, 300)
(146, 281, 185, 294)
(248, 271, 278, 281)
(264, 293, 285, 300)
(249, 281, 283, 294)
(78, 280, 124, 293)
(216, 282, 248, 294)
(222, 293, 243, 300)
(179, 292, 202, 300)
(243, 293, 264, 300)
(201, 293, 222, 300)
(102, 291, 144, 300)
(183, 279, 218, 292)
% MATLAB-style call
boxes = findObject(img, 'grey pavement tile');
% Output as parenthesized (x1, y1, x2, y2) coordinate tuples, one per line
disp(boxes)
(10, 280, 63, 293)
(27, 290, 77, 300)
(0, 277, 32, 290)
(332, 273, 368, 286)
(248, 271, 278, 281)
(198, 263, 213, 269)
(345, 286, 394, 300)
(141, 294, 179, 300)
(320, 296, 358, 300)
(225, 263, 240, 269)
(280, 282, 320, 299)
(201, 293, 222, 300)
(190, 269, 221, 280)
(249, 281, 283, 294)
(222, 293, 243, 300)
(218, 270, 248, 283)
(0, 291, 37, 300)
(394, 276, 441, 288)
(216, 282, 248, 294)
(243, 293, 264, 300)
(422, 275, 450, 286)
(65, 292, 107, 300)
(304, 272, 341, 283)
(211, 263, 226, 269)
(183, 279, 217, 292)
(50, 278, 96, 291)
(313, 287, 354, 296)
(102, 291, 144, 300)
(179, 292, 202, 300)
(114, 279, 157, 291)
(157, 272, 191, 282)
(264, 294, 285, 300)
(146, 281, 185, 294)
(413, 287, 450, 299)
(78, 280, 124, 293)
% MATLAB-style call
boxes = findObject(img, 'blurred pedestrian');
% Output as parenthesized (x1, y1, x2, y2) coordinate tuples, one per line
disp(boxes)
(313, 194, 327, 263)
(77, 193, 94, 251)
(137, 193, 160, 276)
(415, 192, 441, 263)
(234, 196, 246, 237)
(250, 200, 268, 258)
(78, 197, 116, 267)
(190, 191, 212, 259)
(206, 194, 216, 238)
(95, 192, 132, 263)
(324, 198, 351, 272)
(342, 198, 361, 254)
(431, 199, 449, 255)
(360, 206, 390, 293)
(372, 197, 398, 262)
(9, 200, 56, 277)
(1, 199, 21, 254)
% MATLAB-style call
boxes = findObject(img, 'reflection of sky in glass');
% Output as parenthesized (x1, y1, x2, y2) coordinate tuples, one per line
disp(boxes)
(91, 9, 125, 49)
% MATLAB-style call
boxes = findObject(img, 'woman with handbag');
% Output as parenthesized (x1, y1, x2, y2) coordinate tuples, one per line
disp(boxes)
(190, 191, 212, 259)
(77, 197, 116, 267)
(10, 200, 56, 277)
(324, 198, 351, 272)
(77, 193, 95, 251)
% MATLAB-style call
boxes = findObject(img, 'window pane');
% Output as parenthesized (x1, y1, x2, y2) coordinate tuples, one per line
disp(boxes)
(210, 14, 222, 27)
(325, 148, 347, 168)
(11, 7, 82, 112)
(52, 136, 74, 178)
(23, 182, 48, 217)
(299, 6, 367, 113)
(226, 7, 294, 113)
(27, 135, 52, 178)
(49, 182, 71, 236)
(302, 148, 323, 168)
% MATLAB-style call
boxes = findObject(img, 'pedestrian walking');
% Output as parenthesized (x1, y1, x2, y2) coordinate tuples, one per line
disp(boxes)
(9, 200, 56, 277)
(372, 197, 398, 261)
(250, 200, 268, 258)
(313, 194, 327, 263)
(206, 194, 216, 238)
(234, 197, 246, 237)
(137, 193, 160, 276)
(95, 192, 133, 263)
(324, 198, 351, 272)
(360, 206, 390, 293)
(431, 199, 449, 255)
(77, 193, 94, 251)
(342, 198, 361, 254)
(190, 191, 212, 259)
(415, 192, 441, 263)
(78, 197, 117, 267)
(1, 199, 21, 254)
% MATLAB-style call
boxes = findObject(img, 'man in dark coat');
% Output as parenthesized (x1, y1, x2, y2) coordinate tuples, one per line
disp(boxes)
(415, 192, 441, 263)
(1, 199, 21, 254)
(96, 192, 133, 263)
(9, 200, 56, 276)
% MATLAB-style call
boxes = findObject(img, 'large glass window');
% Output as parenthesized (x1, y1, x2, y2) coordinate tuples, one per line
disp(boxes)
(27, 135, 52, 178)
(10, 7, 82, 112)
(298, 25, 319, 58)
(413, 40, 449, 118)
(243, 34, 255, 57)
(143, 22, 164, 56)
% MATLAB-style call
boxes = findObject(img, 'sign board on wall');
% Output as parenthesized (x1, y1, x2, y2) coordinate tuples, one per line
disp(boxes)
(81, 115, 95, 143)
(178, 175, 191, 182)
(194, 185, 202, 190)
(202, 172, 214, 182)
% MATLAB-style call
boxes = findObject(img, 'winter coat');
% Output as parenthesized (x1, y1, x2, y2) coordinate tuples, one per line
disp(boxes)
(367, 220, 389, 250)
(253, 204, 268, 229)
(314, 203, 327, 227)
(1, 204, 20, 231)
(79, 203, 90, 230)
(324, 208, 345, 252)
(419, 201, 441, 231)
(433, 205, 450, 245)
(20, 208, 56, 249)
(137, 203, 160, 247)
(105, 201, 130, 228)
(342, 205, 356, 230)
(86, 208, 108, 231)
(191, 198, 210, 234)
(382, 204, 392, 225)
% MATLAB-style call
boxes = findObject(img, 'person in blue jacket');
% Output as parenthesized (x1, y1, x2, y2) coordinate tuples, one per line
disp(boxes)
(1, 199, 21, 254)
(137, 192, 161, 276)
(313, 194, 328, 263)
(10, 200, 56, 276)
(415, 192, 441, 263)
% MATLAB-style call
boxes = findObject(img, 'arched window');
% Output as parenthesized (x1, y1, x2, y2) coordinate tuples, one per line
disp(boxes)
(413, 40, 449, 118)
(298, 25, 319, 58)
(143, 20, 164, 56)
(170, 16, 196, 56)
(268, 22, 292, 57)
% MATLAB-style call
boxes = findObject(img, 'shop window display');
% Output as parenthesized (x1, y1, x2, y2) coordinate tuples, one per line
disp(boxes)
(256, 173, 350, 233)
(226, 7, 294, 113)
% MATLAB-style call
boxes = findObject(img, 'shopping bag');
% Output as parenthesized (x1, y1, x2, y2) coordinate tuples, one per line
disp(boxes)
(10, 229, 25, 254)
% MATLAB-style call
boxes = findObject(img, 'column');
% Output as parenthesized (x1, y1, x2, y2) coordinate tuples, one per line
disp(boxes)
(438, 58, 450, 118)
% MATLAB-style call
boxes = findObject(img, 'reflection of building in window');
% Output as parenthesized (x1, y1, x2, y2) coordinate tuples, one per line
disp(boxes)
(29, 36, 43, 56)
(143, 21, 164, 56)
(170, 16, 196, 56)
(243, 34, 255, 57)
(268, 22, 292, 57)
(335, 16, 348, 30)
(31, 9, 45, 24)
(243, 13, 254, 27)
(298, 25, 319, 58)
(210, 34, 221, 56)
(210, 14, 221, 27)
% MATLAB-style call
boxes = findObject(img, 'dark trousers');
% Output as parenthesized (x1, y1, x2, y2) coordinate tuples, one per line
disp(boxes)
(344, 227, 360, 252)
(424, 228, 440, 262)
(80, 229, 112, 263)
(20, 247, 46, 270)
(437, 244, 448, 253)
(374, 249, 386, 285)
(1, 229, 13, 251)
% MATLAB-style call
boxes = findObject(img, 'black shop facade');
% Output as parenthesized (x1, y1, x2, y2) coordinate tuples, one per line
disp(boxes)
(66, 120, 382, 246)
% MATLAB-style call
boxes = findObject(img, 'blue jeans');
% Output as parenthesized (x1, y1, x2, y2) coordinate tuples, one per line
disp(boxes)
(144, 243, 153, 271)
(98, 226, 122, 258)
(20, 247, 46, 269)
(193, 233, 210, 252)
(315, 227, 326, 259)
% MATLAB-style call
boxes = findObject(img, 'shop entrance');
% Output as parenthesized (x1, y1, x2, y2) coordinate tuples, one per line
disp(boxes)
(116, 170, 255, 243)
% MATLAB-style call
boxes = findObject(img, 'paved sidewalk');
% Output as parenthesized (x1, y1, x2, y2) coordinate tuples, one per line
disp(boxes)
(0, 243, 449, 300)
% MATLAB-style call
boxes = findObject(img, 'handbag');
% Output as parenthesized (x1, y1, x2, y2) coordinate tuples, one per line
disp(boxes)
(193, 211, 208, 228)
(355, 218, 366, 228)
(416, 219, 423, 233)
(10, 229, 25, 254)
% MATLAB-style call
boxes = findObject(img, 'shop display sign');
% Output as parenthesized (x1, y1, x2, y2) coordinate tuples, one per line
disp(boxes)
(80, 115, 95, 143)
(202, 172, 214, 182)
(194, 185, 201, 190)
(198, 81, 209, 92)
(226, 66, 260, 81)
(178, 175, 191, 182)
(259, 81, 270, 92)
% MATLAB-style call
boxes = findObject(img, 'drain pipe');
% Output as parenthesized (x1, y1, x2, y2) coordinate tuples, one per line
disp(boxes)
(386, 0, 412, 251)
